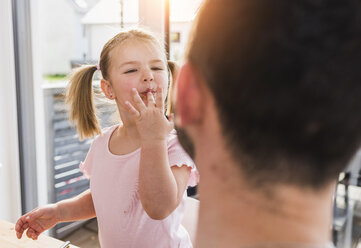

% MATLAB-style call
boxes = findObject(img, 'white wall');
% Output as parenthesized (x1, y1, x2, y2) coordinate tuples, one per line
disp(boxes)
(86, 23, 138, 61)
(170, 21, 193, 61)
(139, 0, 165, 36)
(39, 0, 99, 75)
(39, 0, 102, 75)
(84, 0, 166, 61)
(39, 0, 77, 74)
(0, 0, 22, 222)
(85, 21, 192, 62)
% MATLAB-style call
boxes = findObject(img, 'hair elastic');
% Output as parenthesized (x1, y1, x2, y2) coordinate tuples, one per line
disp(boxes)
(96, 64, 101, 71)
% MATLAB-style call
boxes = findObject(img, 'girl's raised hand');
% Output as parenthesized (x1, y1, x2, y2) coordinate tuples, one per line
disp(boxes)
(125, 87, 173, 143)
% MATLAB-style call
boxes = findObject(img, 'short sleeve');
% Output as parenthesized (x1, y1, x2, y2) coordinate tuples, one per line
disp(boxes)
(167, 131, 200, 187)
(79, 139, 96, 179)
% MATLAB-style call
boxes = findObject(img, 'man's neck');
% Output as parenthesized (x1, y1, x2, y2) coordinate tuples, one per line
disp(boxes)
(194, 150, 334, 248)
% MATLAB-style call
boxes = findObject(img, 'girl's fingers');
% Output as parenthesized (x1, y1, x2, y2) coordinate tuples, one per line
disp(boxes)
(132, 88, 146, 112)
(26, 228, 39, 240)
(16, 231, 23, 239)
(125, 101, 140, 118)
(26, 227, 34, 239)
(28, 221, 45, 234)
(147, 92, 156, 107)
(15, 212, 34, 235)
(15, 218, 25, 233)
(156, 87, 164, 110)
(15, 219, 29, 239)
(15, 208, 43, 239)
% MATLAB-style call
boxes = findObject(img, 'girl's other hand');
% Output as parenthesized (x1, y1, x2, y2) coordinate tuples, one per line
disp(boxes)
(125, 87, 174, 143)
(15, 204, 61, 240)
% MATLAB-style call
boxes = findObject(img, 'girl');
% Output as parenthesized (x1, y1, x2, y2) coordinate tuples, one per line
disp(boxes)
(15, 29, 199, 248)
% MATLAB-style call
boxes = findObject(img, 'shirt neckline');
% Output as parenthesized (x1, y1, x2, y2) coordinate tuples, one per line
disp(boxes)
(106, 125, 141, 159)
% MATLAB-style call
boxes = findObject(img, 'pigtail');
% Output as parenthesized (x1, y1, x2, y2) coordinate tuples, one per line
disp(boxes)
(66, 65, 102, 140)
(166, 60, 179, 117)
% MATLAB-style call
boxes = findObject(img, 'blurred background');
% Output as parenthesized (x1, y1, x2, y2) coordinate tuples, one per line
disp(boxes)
(1, 0, 361, 247)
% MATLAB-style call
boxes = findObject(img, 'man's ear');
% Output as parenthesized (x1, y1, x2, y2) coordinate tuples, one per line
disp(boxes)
(175, 62, 203, 127)
(101, 79, 115, 100)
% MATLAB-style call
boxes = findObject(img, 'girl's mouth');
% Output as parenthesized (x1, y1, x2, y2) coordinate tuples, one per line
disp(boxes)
(140, 89, 156, 98)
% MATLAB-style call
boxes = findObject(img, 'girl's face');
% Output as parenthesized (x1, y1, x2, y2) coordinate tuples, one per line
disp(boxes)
(106, 40, 168, 109)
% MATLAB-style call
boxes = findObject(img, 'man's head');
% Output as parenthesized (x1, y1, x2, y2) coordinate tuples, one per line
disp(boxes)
(176, 0, 361, 189)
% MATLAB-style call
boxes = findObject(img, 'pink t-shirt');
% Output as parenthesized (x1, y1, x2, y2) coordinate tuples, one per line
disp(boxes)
(80, 125, 199, 248)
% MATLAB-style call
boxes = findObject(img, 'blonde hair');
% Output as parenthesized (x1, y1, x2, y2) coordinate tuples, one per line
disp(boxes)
(66, 29, 176, 140)
(166, 60, 179, 117)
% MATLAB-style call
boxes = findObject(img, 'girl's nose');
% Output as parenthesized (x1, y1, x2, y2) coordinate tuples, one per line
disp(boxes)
(143, 70, 154, 82)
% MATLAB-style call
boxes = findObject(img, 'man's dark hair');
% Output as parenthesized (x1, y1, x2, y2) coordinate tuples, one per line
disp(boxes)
(187, 0, 361, 189)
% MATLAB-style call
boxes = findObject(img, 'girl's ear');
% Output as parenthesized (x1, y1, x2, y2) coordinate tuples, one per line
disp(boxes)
(175, 62, 203, 127)
(101, 79, 115, 100)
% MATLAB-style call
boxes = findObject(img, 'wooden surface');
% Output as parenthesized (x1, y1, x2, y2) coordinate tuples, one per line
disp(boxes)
(0, 219, 78, 248)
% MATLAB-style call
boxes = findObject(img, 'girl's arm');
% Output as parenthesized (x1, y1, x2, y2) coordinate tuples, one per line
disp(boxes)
(15, 189, 95, 240)
(56, 189, 96, 222)
(126, 88, 191, 220)
(139, 140, 191, 220)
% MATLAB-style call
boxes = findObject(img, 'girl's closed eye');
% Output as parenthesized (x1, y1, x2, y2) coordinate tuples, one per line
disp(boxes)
(151, 67, 164, 71)
(124, 69, 138, 74)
